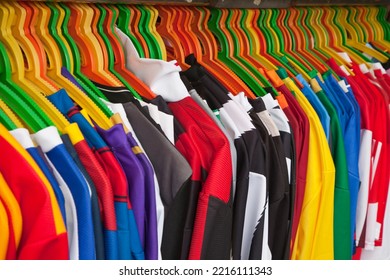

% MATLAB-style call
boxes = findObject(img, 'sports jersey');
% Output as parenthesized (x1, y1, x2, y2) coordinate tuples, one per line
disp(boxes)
(10, 128, 67, 225)
(44, 157, 79, 260)
(48, 89, 141, 260)
(126, 132, 159, 260)
(96, 123, 158, 260)
(246, 96, 291, 260)
(99, 99, 165, 260)
(32, 125, 95, 260)
(61, 134, 105, 260)
(283, 77, 336, 260)
(316, 74, 360, 256)
(121, 55, 233, 260)
(0, 124, 69, 260)
(96, 88, 194, 260)
(296, 75, 330, 142)
(138, 99, 175, 144)
(181, 58, 269, 260)
(360, 66, 390, 249)
(0, 171, 22, 260)
(187, 85, 238, 202)
(313, 85, 352, 260)
(327, 59, 374, 253)
(267, 70, 310, 256)
(351, 64, 388, 250)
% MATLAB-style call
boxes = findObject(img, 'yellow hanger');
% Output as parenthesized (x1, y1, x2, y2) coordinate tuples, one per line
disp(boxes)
(32, 2, 112, 130)
(324, 7, 366, 66)
(0, 2, 69, 131)
(308, 7, 350, 67)
(263, 9, 311, 80)
(364, 6, 390, 52)
(8, 2, 59, 93)
(66, 3, 121, 86)
(145, 6, 167, 61)
(339, 7, 388, 63)
(242, 9, 277, 71)
(0, 99, 24, 128)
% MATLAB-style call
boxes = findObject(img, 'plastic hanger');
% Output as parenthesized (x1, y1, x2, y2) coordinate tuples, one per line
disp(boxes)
(331, 7, 372, 64)
(0, 38, 51, 131)
(101, 3, 156, 99)
(287, 7, 328, 76)
(187, 6, 254, 96)
(270, 8, 317, 79)
(360, 6, 390, 55)
(146, 6, 167, 61)
(0, 3, 69, 132)
(117, 4, 145, 58)
(46, 2, 111, 105)
(308, 7, 351, 67)
(0, 98, 25, 128)
(342, 7, 388, 63)
(66, 3, 122, 86)
(170, 6, 204, 63)
(227, 9, 279, 96)
(322, 7, 366, 66)
(30, 1, 113, 130)
(375, 6, 390, 42)
(277, 8, 316, 73)
(137, 5, 163, 60)
(130, 5, 151, 58)
(208, 8, 267, 96)
(257, 9, 300, 78)
(0, 102, 17, 130)
(156, 6, 187, 65)
(9, 2, 60, 93)
(239, 9, 277, 72)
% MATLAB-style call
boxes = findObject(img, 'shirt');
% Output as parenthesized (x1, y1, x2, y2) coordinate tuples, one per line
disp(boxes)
(181, 58, 270, 260)
(32, 125, 95, 260)
(0, 124, 69, 259)
(48, 88, 141, 260)
(283, 77, 336, 260)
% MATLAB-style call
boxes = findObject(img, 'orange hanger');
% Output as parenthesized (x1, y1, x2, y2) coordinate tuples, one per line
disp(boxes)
(10, 2, 60, 93)
(188, 7, 255, 96)
(288, 8, 327, 74)
(66, 3, 120, 86)
(155, 6, 186, 66)
(278, 8, 315, 72)
(102, 4, 156, 99)
(131, 5, 151, 58)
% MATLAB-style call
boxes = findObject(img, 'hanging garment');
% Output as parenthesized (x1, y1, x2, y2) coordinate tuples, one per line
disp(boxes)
(0, 124, 69, 260)
(0, 172, 22, 260)
(181, 56, 270, 260)
(60, 134, 105, 260)
(48, 89, 143, 260)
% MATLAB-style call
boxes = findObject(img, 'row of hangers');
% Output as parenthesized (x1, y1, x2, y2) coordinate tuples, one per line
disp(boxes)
(0, 2, 389, 136)
(155, 6, 390, 98)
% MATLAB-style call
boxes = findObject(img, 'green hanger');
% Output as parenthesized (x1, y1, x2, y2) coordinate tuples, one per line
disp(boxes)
(0, 41, 51, 132)
(332, 7, 371, 63)
(0, 103, 17, 130)
(257, 9, 299, 77)
(226, 9, 277, 96)
(377, 6, 390, 41)
(117, 4, 145, 58)
(271, 8, 317, 78)
(137, 5, 162, 60)
(47, 2, 113, 119)
(208, 8, 267, 96)
(57, 2, 112, 104)
(95, 3, 142, 100)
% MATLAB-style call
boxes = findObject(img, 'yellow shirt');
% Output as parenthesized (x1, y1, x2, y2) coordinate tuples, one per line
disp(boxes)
(284, 78, 336, 260)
